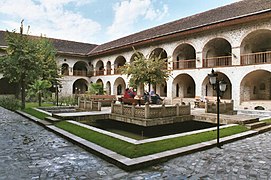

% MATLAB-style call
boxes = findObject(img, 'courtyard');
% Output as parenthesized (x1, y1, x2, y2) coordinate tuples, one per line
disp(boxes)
(0, 106, 271, 179)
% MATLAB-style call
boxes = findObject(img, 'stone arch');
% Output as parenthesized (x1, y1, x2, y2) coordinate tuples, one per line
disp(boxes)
(130, 51, 144, 63)
(95, 60, 104, 76)
(172, 74, 195, 98)
(240, 70, 271, 102)
(114, 56, 126, 74)
(73, 78, 88, 94)
(172, 43, 196, 69)
(113, 77, 126, 95)
(106, 61, 111, 75)
(73, 61, 88, 76)
(202, 38, 232, 67)
(240, 29, 271, 65)
(156, 81, 167, 97)
(106, 81, 111, 95)
(150, 48, 168, 69)
(61, 63, 69, 76)
(201, 72, 232, 99)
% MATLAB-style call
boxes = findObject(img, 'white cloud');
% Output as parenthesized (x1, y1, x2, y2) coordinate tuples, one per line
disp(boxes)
(0, 0, 101, 43)
(107, 0, 168, 41)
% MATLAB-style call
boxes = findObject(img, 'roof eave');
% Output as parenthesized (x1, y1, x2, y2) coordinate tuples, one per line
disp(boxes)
(88, 9, 271, 57)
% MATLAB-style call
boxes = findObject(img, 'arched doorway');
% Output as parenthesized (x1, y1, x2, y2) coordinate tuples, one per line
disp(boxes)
(202, 38, 232, 67)
(240, 29, 271, 65)
(114, 56, 126, 74)
(106, 61, 112, 75)
(73, 61, 88, 76)
(73, 79, 88, 94)
(202, 72, 232, 99)
(172, 44, 196, 69)
(96, 60, 104, 76)
(173, 74, 195, 98)
(61, 63, 69, 75)
(113, 77, 126, 95)
(106, 81, 111, 95)
(240, 70, 271, 102)
(150, 48, 168, 69)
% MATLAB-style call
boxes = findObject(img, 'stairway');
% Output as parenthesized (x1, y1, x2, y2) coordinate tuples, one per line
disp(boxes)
(245, 120, 271, 133)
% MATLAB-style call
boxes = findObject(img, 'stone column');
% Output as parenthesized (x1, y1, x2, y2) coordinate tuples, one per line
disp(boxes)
(145, 102, 150, 119)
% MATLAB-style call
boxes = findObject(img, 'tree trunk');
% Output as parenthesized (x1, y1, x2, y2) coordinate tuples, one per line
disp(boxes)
(38, 92, 41, 106)
(21, 79, 26, 109)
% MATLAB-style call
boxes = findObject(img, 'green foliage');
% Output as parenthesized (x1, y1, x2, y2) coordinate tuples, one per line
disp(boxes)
(59, 96, 77, 106)
(0, 95, 20, 111)
(0, 27, 59, 109)
(120, 49, 171, 87)
(29, 79, 52, 106)
(87, 83, 104, 95)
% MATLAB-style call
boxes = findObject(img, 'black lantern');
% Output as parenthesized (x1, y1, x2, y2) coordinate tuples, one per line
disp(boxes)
(208, 69, 227, 148)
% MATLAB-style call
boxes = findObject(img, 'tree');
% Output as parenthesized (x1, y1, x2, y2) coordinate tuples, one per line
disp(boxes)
(29, 80, 52, 106)
(0, 22, 59, 109)
(120, 49, 171, 93)
(87, 83, 104, 95)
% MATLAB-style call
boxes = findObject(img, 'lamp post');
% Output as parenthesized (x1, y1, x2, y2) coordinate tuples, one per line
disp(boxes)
(53, 83, 62, 106)
(208, 69, 227, 148)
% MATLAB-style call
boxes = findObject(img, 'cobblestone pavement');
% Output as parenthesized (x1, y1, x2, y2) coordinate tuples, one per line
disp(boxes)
(1, 107, 271, 179)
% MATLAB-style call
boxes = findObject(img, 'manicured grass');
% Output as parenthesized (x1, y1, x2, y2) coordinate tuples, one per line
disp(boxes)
(263, 118, 271, 124)
(55, 121, 248, 158)
(22, 102, 53, 120)
(23, 108, 49, 120)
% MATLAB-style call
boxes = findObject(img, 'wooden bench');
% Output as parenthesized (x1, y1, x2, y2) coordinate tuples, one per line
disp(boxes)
(119, 97, 145, 106)
(89, 95, 116, 106)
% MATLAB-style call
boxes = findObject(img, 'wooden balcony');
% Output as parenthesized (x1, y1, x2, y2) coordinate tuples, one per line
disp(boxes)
(114, 68, 122, 74)
(241, 51, 271, 65)
(95, 70, 105, 76)
(73, 70, 87, 76)
(203, 56, 232, 68)
(106, 69, 112, 75)
(173, 59, 196, 70)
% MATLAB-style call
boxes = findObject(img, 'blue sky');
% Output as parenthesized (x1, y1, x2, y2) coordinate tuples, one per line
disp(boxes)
(0, 0, 238, 44)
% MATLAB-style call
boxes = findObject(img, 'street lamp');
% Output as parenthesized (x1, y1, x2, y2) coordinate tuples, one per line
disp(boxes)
(208, 69, 227, 148)
(53, 83, 62, 106)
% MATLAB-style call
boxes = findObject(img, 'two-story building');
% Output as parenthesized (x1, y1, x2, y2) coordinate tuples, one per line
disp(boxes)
(1, 0, 271, 110)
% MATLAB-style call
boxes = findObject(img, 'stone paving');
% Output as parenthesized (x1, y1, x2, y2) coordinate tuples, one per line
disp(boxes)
(1, 107, 271, 179)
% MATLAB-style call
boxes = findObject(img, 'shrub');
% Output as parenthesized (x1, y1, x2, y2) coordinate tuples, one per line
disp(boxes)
(59, 96, 77, 106)
(0, 95, 20, 111)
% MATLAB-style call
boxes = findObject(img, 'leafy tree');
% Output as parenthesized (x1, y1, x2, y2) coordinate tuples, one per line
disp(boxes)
(87, 83, 104, 95)
(29, 80, 52, 106)
(0, 22, 59, 109)
(120, 50, 171, 92)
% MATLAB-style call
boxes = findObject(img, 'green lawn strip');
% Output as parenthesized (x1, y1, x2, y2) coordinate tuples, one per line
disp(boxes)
(263, 118, 271, 124)
(22, 102, 53, 120)
(22, 108, 49, 120)
(55, 121, 248, 158)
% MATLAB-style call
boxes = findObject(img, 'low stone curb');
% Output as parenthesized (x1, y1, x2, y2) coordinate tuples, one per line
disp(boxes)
(16, 110, 259, 171)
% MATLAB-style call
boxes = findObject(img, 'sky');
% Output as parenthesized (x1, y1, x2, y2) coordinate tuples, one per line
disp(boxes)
(0, 0, 239, 45)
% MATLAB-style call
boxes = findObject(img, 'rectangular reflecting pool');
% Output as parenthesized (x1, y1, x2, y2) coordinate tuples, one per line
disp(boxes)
(80, 119, 217, 140)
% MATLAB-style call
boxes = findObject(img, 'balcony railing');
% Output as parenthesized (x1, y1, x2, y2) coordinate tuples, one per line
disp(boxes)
(203, 56, 232, 68)
(241, 51, 271, 65)
(95, 70, 105, 76)
(173, 59, 196, 70)
(114, 68, 122, 74)
(106, 69, 112, 75)
(73, 70, 87, 76)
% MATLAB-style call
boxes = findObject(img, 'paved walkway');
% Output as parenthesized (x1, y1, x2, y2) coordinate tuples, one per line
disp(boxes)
(0, 107, 271, 179)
